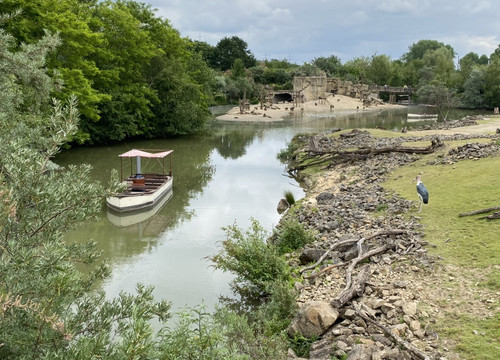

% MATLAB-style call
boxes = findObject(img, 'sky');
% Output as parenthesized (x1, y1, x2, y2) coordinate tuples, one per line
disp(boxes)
(146, 0, 499, 65)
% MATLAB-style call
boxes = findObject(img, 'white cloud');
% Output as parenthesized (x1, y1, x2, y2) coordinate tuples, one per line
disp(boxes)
(147, 0, 500, 63)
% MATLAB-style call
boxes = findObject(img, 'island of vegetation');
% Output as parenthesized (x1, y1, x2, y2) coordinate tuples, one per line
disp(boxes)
(1, 1, 499, 359)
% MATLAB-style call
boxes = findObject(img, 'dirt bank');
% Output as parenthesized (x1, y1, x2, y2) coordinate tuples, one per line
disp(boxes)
(216, 95, 404, 122)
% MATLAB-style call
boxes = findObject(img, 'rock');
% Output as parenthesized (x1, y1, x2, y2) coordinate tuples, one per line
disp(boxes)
(316, 192, 336, 205)
(402, 301, 418, 316)
(299, 248, 324, 265)
(410, 320, 421, 331)
(287, 348, 308, 359)
(277, 198, 289, 214)
(308, 336, 336, 359)
(346, 344, 373, 360)
(287, 301, 339, 338)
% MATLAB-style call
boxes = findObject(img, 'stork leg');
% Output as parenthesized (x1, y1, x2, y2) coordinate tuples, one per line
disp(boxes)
(418, 194, 423, 212)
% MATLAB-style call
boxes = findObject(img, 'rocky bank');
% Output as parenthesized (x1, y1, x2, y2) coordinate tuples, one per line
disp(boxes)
(282, 116, 500, 360)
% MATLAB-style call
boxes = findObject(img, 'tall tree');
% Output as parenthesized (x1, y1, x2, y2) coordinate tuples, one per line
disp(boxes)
(367, 54, 393, 85)
(483, 51, 500, 108)
(312, 55, 343, 78)
(212, 36, 257, 71)
(0, 24, 172, 358)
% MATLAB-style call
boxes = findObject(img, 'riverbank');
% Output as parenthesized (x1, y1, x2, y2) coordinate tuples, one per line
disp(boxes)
(284, 115, 500, 359)
(216, 95, 404, 122)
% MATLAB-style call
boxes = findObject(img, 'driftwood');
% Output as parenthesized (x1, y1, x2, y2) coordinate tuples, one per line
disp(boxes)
(290, 137, 443, 172)
(355, 304, 431, 360)
(302, 230, 405, 279)
(342, 243, 395, 289)
(331, 265, 371, 308)
(480, 211, 500, 220)
(459, 206, 500, 217)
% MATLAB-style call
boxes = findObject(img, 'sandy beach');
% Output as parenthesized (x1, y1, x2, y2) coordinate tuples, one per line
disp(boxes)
(216, 94, 404, 122)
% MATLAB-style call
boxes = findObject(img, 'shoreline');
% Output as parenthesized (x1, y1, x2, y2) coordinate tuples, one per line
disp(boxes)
(283, 116, 500, 359)
(215, 95, 405, 122)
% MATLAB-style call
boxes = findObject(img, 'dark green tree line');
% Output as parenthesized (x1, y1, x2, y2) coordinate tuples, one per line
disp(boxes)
(0, 0, 217, 144)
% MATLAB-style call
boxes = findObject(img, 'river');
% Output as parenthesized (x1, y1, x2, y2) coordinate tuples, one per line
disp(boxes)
(57, 108, 411, 316)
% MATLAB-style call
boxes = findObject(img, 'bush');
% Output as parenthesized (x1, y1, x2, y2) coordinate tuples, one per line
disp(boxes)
(211, 219, 291, 297)
(272, 217, 315, 255)
(284, 190, 295, 205)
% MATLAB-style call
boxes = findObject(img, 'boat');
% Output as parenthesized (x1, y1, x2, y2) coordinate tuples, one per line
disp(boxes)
(106, 149, 174, 213)
(106, 187, 173, 227)
(407, 113, 438, 121)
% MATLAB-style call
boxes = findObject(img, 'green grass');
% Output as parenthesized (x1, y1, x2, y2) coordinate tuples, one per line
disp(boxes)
(382, 153, 500, 359)
(383, 155, 500, 268)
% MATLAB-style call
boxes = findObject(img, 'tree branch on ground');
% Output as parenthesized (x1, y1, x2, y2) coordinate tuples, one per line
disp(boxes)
(355, 303, 431, 360)
(302, 230, 405, 278)
(459, 206, 500, 217)
(289, 137, 443, 173)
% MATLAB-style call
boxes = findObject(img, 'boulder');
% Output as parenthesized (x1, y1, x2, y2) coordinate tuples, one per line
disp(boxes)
(277, 198, 289, 214)
(287, 301, 339, 338)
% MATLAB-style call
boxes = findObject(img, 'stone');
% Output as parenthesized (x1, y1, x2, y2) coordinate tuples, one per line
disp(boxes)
(277, 198, 289, 214)
(344, 308, 356, 319)
(346, 344, 373, 360)
(402, 301, 418, 316)
(410, 320, 421, 331)
(299, 248, 324, 265)
(287, 301, 339, 338)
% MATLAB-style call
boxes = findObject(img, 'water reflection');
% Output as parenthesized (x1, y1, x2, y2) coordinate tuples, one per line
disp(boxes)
(57, 124, 307, 313)
(59, 108, 438, 314)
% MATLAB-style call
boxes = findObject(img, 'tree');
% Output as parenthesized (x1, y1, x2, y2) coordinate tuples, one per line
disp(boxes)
(416, 81, 458, 120)
(483, 53, 500, 108)
(212, 36, 257, 71)
(0, 0, 109, 143)
(0, 22, 173, 358)
(367, 54, 393, 86)
(343, 56, 370, 83)
(312, 55, 343, 78)
(402, 39, 455, 63)
(461, 68, 486, 108)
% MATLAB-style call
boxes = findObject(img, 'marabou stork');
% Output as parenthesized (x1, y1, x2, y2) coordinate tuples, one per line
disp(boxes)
(413, 175, 429, 212)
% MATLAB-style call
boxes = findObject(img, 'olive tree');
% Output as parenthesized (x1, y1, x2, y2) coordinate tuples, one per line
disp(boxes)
(0, 24, 172, 359)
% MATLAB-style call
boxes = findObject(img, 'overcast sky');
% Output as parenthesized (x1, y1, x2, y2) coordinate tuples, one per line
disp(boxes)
(147, 0, 499, 64)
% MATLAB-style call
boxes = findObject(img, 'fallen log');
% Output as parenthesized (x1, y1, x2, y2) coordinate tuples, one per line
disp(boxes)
(479, 211, 500, 220)
(331, 265, 371, 308)
(302, 230, 405, 278)
(459, 206, 500, 217)
(355, 304, 431, 360)
(289, 137, 443, 173)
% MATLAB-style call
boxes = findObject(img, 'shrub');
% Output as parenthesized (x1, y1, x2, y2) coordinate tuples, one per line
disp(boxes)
(272, 217, 315, 255)
(284, 190, 295, 205)
(211, 219, 291, 297)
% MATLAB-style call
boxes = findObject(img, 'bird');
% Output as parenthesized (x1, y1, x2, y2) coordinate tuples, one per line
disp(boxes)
(413, 175, 429, 212)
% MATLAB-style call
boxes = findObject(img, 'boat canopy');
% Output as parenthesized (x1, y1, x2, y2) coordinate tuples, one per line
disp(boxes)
(118, 149, 173, 158)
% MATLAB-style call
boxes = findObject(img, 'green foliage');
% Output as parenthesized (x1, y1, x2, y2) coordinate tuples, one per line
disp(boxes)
(272, 217, 315, 255)
(289, 333, 318, 358)
(461, 68, 486, 108)
(277, 139, 300, 163)
(211, 219, 291, 297)
(483, 54, 500, 108)
(1, 0, 215, 144)
(212, 36, 257, 71)
(284, 190, 295, 205)
(312, 55, 344, 78)
(0, 26, 174, 359)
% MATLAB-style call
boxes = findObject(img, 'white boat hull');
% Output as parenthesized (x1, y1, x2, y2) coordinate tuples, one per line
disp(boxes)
(407, 113, 438, 121)
(106, 177, 173, 213)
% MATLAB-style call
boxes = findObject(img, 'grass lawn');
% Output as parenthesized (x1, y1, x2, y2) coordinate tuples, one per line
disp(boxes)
(383, 145, 500, 359)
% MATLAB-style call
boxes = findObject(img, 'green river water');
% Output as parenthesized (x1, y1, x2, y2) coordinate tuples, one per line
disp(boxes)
(56, 107, 419, 315)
